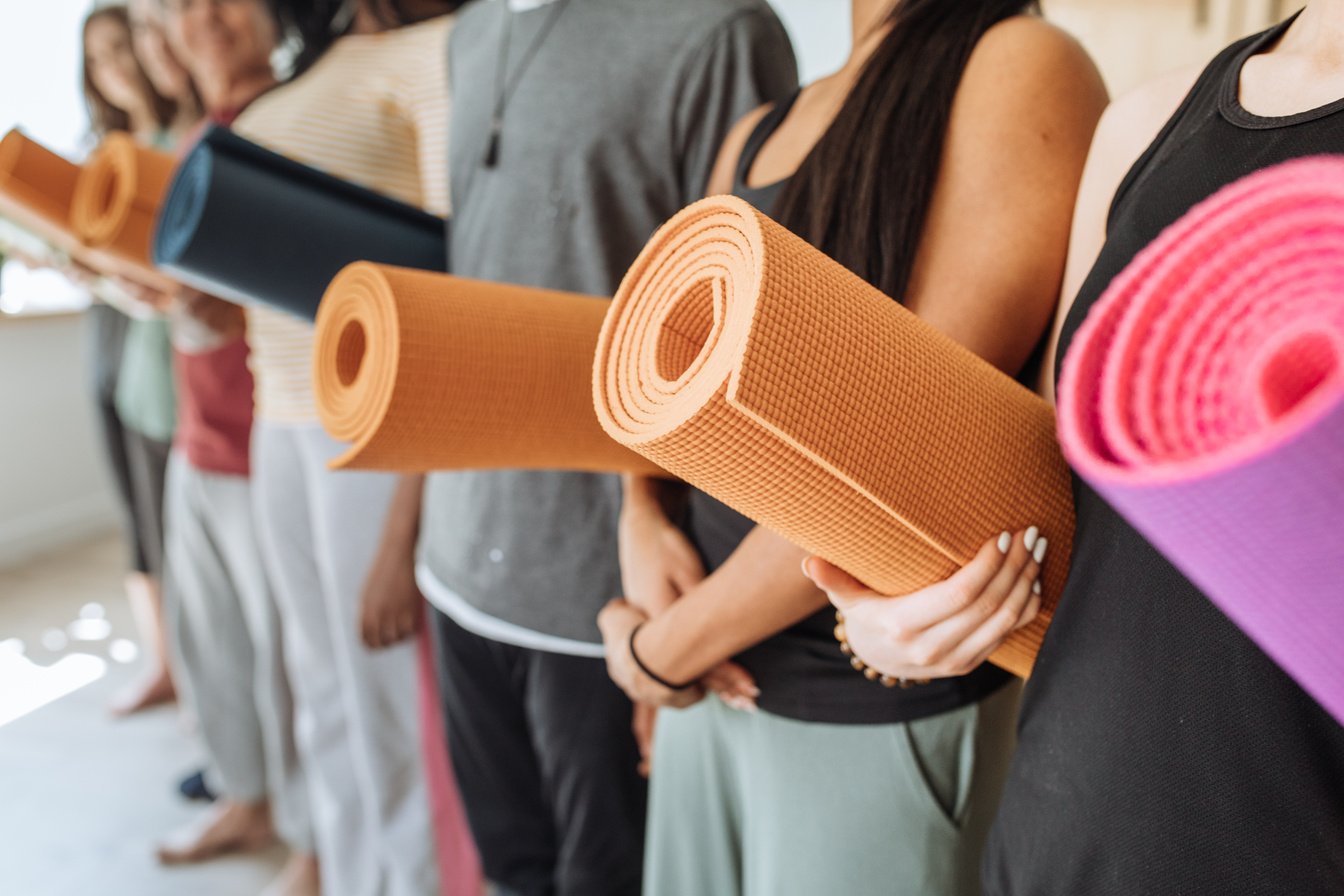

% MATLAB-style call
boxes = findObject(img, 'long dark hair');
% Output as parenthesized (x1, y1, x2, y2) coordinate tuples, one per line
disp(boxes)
(81, 6, 177, 138)
(271, 0, 469, 77)
(773, 0, 1039, 301)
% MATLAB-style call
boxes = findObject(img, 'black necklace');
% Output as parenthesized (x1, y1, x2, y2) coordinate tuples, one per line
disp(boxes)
(482, 0, 571, 168)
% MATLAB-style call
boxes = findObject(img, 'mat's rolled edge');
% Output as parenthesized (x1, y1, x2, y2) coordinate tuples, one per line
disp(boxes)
(314, 262, 400, 469)
(596, 195, 1069, 679)
(0, 128, 83, 250)
(151, 135, 210, 271)
(1058, 155, 1344, 488)
(316, 263, 665, 475)
(71, 133, 176, 260)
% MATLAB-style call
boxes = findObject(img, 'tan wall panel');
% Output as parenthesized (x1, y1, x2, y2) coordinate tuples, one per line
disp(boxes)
(1048, 0, 1286, 95)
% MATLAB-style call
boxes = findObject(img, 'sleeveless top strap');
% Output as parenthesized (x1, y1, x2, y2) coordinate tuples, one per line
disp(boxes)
(733, 90, 802, 193)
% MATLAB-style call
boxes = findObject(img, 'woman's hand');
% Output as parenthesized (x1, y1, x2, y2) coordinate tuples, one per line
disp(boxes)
(803, 529, 1046, 680)
(358, 544, 423, 650)
(597, 598, 705, 709)
(618, 496, 706, 617)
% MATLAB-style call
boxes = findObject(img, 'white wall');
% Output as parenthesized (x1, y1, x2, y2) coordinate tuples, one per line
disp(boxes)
(767, 0, 851, 83)
(0, 313, 119, 569)
(0, 0, 90, 158)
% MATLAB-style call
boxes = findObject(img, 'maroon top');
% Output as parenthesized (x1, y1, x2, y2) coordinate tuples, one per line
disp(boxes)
(172, 107, 255, 477)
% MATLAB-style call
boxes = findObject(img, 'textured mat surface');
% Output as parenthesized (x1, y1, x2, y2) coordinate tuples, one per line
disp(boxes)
(1058, 156, 1344, 724)
(314, 262, 662, 474)
(153, 126, 446, 321)
(0, 128, 82, 252)
(72, 133, 175, 269)
(594, 196, 1074, 678)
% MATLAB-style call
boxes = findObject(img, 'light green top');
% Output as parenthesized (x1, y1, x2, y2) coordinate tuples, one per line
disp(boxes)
(113, 129, 177, 442)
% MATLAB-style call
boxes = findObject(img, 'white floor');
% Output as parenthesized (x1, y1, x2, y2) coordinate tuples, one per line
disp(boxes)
(0, 535, 287, 895)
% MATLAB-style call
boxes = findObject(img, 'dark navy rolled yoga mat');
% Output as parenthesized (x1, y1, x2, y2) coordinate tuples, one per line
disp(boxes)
(152, 124, 447, 321)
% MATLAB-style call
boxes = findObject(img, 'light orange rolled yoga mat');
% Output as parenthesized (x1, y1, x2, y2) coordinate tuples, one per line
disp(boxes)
(71, 132, 176, 268)
(0, 128, 83, 251)
(593, 196, 1075, 678)
(313, 262, 663, 475)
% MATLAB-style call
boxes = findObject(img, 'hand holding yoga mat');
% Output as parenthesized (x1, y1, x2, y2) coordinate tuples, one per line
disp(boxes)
(1057, 156, 1344, 724)
(0, 128, 83, 252)
(313, 262, 662, 475)
(593, 196, 1075, 678)
(153, 125, 447, 321)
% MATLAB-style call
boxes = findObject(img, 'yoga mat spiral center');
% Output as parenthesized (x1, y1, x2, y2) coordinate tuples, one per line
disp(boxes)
(656, 280, 716, 382)
(336, 320, 368, 388)
(1259, 330, 1339, 422)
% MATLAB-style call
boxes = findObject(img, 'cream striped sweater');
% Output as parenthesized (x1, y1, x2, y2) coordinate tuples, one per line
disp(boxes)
(232, 15, 451, 424)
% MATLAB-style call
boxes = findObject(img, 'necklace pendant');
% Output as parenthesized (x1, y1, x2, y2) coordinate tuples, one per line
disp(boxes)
(482, 119, 502, 168)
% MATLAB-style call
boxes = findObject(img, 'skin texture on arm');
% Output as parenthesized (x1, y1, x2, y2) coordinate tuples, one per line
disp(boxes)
(809, 63, 1206, 681)
(604, 17, 1110, 698)
(360, 473, 427, 648)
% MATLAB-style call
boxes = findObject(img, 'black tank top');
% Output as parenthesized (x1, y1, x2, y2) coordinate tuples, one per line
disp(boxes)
(984, 19, 1344, 895)
(685, 93, 1011, 724)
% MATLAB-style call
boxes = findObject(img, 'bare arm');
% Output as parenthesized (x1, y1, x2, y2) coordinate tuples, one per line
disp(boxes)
(359, 473, 427, 648)
(903, 17, 1107, 376)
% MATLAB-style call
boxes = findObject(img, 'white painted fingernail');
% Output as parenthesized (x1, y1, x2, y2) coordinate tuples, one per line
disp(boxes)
(1033, 537, 1048, 564)
(1024, 526, 1039, 551)
(997, 532, 1011, 554)
(1032, 580, 1042, 595)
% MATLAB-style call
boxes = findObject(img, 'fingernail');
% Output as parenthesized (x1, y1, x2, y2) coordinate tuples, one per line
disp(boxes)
(1024, 526, 1039, 551)
(1033, 537, 1048, 564)
(800, 558, 812, 579)
(1032, 580, 1042, 595)
(746, 685, 761, 698)
(997, 532, 1011, 554)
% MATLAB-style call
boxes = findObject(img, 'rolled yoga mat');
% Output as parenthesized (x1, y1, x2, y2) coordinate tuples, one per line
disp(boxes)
(153, 125, 447, 321)
(313, 262, 663, 475)
(0, 128, 83, 252)
(593, 195, 1075, 679)
(1057, 156, 1344, 724)
(71, 132, 176, 267)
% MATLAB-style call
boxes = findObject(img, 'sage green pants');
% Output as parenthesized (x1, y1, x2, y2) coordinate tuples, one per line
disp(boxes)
(644, 682, 1021, 896)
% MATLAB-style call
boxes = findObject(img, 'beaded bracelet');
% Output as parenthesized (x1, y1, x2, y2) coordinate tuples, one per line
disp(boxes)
(629, 623, 695, 691)
(833, 610, 930, 689)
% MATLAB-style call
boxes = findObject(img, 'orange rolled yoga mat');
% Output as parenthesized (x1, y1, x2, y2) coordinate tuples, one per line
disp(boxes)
(593, 196, 1075, 677)
(313, 262, 663, 475)
(0, 128, 82, 251)
(71, 132, 176, 268)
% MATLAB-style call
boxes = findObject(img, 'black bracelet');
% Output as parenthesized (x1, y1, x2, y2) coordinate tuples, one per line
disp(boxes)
(629, 623, 695, 691)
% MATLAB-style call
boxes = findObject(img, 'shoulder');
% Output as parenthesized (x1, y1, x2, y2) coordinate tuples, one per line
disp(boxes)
(656, 0, 790, 51)
(1096, 63, 1206, 153)
(960, 17, 1106, 108)
(705, 102, 774, 195)
(389, 13, 454, 45)
(1082, 62, 1206, 197)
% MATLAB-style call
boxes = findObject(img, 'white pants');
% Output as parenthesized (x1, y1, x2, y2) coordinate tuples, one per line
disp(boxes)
(253, 422, 437, 896)
(163, 452, 311, 849)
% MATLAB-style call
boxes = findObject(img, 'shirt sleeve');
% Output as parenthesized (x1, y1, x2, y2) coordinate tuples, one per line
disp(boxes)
(672, 7, 800, 204)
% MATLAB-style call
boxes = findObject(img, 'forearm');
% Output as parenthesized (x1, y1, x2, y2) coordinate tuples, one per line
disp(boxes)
(635, 526, 827, 684)
(377, 473, 426, 561)
(620, 473, 689, 521)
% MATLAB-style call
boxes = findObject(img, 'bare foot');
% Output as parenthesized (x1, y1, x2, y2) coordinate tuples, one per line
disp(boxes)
(109, 669, 177, 717)
(260, 853, 321, 896)
(155, 799, 275, 865)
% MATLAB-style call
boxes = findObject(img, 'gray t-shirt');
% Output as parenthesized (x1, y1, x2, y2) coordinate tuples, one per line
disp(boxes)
(419, 0, 799, 646)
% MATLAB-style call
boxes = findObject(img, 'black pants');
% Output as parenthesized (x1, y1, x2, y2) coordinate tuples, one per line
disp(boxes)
(429, 607, 645, 896)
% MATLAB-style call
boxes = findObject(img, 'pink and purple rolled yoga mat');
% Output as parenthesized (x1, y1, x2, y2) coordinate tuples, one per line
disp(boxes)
(1057, 156, 1344, 726)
